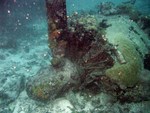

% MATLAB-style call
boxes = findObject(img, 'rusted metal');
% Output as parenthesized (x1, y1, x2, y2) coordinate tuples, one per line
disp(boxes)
(45, 0, 67, 58)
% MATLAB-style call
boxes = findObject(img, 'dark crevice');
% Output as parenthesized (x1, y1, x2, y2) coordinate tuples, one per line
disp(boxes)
(144, 54, 150, 70)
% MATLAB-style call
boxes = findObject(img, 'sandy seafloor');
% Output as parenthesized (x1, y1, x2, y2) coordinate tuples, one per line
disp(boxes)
(0, 12, 150, 113)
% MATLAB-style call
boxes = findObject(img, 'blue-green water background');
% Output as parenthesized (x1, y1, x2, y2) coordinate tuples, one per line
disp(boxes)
(0, 0, 150, 41)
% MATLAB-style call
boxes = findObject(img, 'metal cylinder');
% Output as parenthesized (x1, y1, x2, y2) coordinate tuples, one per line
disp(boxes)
(46, 0, 67, 58)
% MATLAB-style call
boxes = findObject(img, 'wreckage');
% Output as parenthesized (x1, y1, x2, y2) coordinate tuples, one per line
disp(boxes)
(26, 0, 150, 103)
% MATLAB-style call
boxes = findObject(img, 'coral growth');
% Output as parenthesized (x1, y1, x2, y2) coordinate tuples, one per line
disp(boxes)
(106, 36, 142, 87)
(69, 15, 98, 31)
(98, 2, 117, 16)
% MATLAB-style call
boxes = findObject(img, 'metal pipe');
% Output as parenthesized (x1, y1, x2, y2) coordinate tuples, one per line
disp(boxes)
(45, 0, 67, 58)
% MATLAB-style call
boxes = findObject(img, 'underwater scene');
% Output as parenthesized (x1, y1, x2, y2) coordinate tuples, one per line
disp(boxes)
(0, 0, 150, 113)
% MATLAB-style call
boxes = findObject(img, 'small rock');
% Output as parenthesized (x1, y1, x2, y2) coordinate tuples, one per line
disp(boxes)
(52, 98, 74, 113)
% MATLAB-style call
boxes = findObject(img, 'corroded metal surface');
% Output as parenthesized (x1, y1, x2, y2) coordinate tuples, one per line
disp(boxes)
(46, 0, 67, 58)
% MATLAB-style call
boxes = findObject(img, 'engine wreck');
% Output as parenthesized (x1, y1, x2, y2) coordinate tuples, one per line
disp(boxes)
(26, 0, 150, 106)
